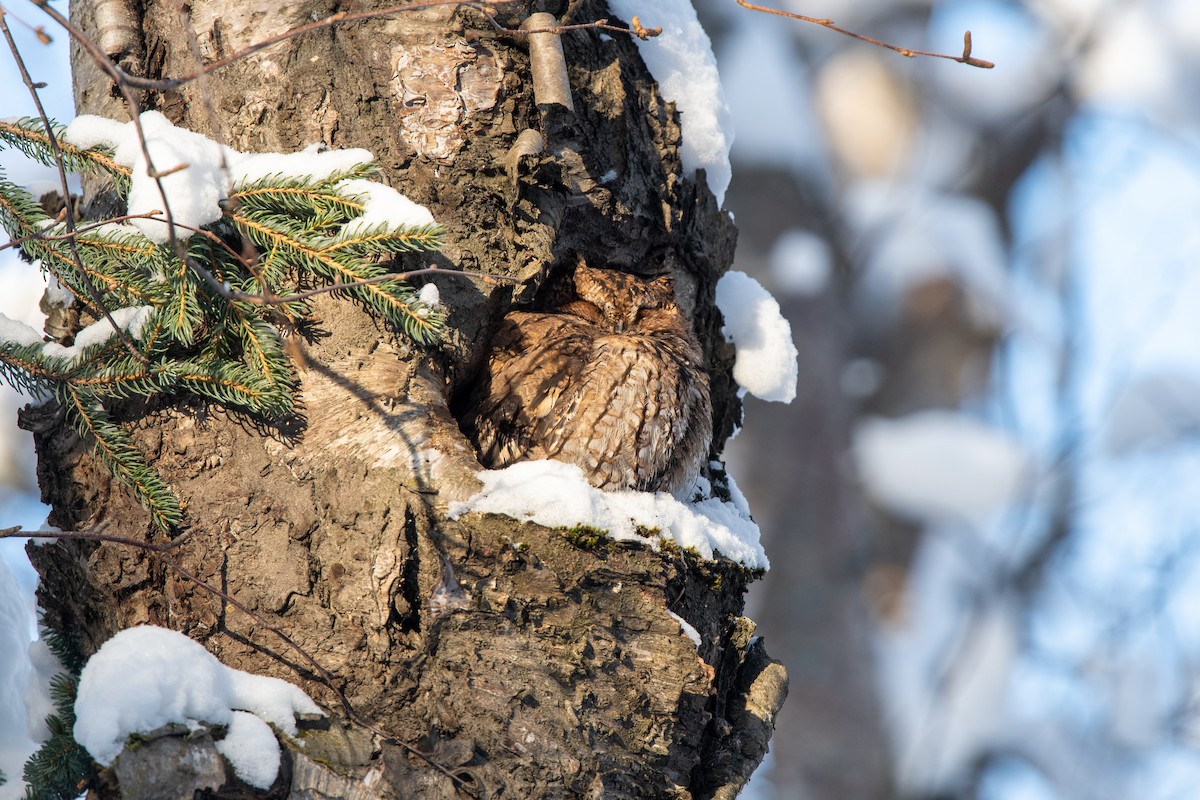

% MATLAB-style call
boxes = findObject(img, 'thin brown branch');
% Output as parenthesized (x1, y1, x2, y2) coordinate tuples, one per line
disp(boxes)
(146, 161, 190, 179)
(735, 0, 995, 69)
(0, 525, 193, 551)
(4, 208, 253, 284)
(0, 3, 50, 42)
(32, 0, 661, 98)
(185, 259, 518, 308)
(247, 265, 518, 303)
(157, 218, 247, 264)
(3, 199, 515, 314)
(0, 210, 164, 252)
(497, 16, 661, 40)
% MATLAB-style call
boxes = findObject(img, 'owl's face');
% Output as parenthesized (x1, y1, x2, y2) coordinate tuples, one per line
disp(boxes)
(567, 264, 678, 334)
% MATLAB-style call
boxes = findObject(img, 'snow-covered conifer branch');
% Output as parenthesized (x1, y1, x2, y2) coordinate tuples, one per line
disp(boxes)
(0, 115, 448, 530)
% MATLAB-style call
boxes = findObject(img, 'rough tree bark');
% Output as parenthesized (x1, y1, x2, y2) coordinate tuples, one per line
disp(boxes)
(22, 1, 786, 798)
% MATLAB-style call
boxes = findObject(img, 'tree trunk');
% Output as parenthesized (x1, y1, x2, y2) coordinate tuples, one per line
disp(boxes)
(24, 1, 785, 798)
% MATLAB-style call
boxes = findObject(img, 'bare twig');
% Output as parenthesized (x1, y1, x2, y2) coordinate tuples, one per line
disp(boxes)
(31, 0, 661, 99)
(0, 524, 193, 552)
(0, 210, 164, 252)
(0, 3, 50, 43)
(735, 0, 995, 69)
(7, 202, 514, 311)
(495, 15, 660, 40)
(191, 261, 518, 307)
(628, 15, 662, 40)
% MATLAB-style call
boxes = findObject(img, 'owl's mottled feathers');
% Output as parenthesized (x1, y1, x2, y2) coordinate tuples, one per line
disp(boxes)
(463, 263, 712, 494)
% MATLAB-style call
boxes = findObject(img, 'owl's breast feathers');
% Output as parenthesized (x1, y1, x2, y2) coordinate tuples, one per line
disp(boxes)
(465, 308, 712, 494)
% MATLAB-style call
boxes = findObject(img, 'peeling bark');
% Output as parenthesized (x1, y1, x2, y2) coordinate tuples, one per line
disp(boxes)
(27, 1, 785, 797)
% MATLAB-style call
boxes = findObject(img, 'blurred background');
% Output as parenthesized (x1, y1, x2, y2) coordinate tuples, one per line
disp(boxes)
(5, 0, 1200, 798)
(704, 0, 1200, 798)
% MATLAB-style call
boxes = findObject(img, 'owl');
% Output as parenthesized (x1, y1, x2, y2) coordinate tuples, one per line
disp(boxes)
(462, 261, 712, 494)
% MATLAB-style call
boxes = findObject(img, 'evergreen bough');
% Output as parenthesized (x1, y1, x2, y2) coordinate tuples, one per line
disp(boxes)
(0, 118, 446, 531)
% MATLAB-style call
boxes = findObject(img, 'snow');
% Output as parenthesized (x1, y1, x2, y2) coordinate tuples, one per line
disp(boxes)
(62, 112, 434, 245)
(447, 460, 768, 570)
(607, 0, 733, 205)
(0, 313, 43, 347)
(0, 559, 37, 800)
(22, 638, 59, 745)
(74, 625, 323, 789)
(417, 283, 440, 307)
(44, 275, 73, 309)
(334, 178, 435, 237)
(234, 146, 374, 187)
(215, 712, 281, 791)
(66, 112, 229, 244)
(667, 610, 701, 649)
(768, 229, 832, 296)
(928, 1, 1062, 124)
(715, 271, 798, 403)
(853, 411, 1031, 525)
(40, 306, 154, 362)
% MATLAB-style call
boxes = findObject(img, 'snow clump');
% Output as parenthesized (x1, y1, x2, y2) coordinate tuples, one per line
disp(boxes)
(715, 271, 799, 403)
(74, 625, 324, 789)
(448, 459, 768, 570)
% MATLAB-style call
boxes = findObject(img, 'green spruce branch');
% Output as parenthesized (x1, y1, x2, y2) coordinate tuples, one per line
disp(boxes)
(0, 119, 446, 532)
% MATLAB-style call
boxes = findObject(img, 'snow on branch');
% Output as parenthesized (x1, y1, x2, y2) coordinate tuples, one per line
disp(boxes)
(853, 411, 1031, 526)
